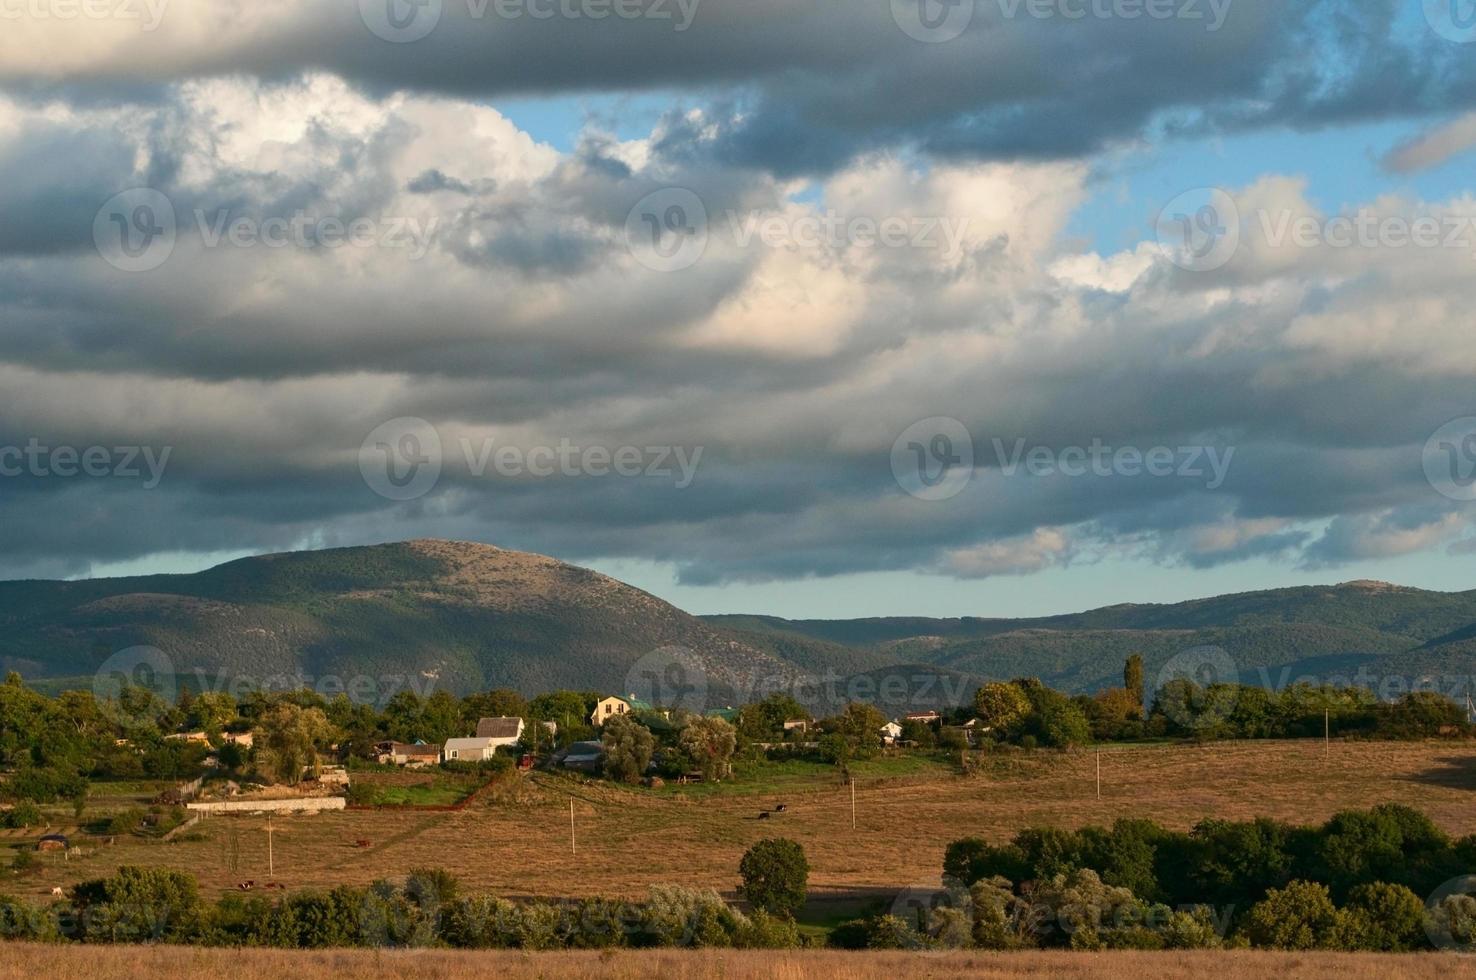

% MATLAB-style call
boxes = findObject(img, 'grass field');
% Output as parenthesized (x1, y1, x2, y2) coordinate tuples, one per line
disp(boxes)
(6, 740, 1476, 910)
(0, 944, 1470, 979)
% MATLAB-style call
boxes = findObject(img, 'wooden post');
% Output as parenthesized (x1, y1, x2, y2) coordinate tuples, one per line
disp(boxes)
(850, 778, 857, 830)
(1324, 708, 1330, 760)
(1095, 748, 1102, 800)
(570, 798, 576, 854)
(267, 814, 274, 877)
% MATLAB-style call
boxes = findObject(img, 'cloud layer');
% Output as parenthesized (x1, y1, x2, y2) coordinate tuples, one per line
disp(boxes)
(0, 2, 1474, 584)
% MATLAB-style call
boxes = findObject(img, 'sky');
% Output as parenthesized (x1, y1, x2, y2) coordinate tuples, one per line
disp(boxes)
(2, 0, 1476, 619)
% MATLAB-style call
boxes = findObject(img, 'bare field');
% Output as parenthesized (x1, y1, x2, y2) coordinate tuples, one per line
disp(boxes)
(1, 944, 1473, 980)
(10, 740, 1476, 902)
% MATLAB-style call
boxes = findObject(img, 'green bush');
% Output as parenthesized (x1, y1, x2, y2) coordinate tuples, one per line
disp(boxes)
(734, 908, 802, 948)
(1340, 882, 1427, 951)
(1, 801, 43, 828)
(0, 892, 61, 941)
(865, 913, 927, 949)
(638, 885, 742, 948)
(1160, 907, 1224, 949)
(72, 866, 205, 943)
(737, 838, 808, 917)
(1238, 880, 1347, 950)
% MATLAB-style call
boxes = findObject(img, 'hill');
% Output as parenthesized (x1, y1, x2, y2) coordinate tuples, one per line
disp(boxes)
(706, 581, 1476, 694)
(4, 540, 1474, 702)
(0, 540, 860, 703)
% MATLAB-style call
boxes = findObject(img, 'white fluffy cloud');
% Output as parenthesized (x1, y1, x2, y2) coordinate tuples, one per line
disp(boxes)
(0, 65, 1472, 583)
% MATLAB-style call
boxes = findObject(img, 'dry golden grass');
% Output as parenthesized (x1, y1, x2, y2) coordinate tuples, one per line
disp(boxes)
(0, 944, 1472, 979)
(15, 740, 1476, 903)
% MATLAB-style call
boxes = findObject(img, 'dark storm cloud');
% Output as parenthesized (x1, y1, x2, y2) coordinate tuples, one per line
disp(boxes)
(0, 3, 1473, 584)
(4, 2, 1473, 177)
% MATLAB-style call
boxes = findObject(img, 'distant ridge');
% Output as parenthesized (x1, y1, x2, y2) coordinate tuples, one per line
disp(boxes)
(3, 540, 1474, 701)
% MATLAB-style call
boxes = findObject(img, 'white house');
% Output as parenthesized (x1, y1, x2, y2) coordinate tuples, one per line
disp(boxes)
(443, 737, 500, 762)
(880, 721, 903, 745)
(590, 695, 631, 726)
(474, 716, 525, 751)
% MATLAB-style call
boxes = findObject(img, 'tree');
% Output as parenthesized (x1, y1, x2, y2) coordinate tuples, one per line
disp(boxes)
(1019, 682, 1090, 749)
(736, 694, 811, 742)
(973, 683, 1030, 734)
(1124, 655, 1144, 711)
(677, 717, 737, 781)
(255, 703, 335, 786)
(899, 719, 937, 747)
(821, 702, 888, 762)
(462, 688, 528, 728)
(419, 690, 464, 745)
(738, 838, 809, 917)
(1238, 880, 1347, 949)
(1341, 882, 1426, 951)
(601, 713, 655, 783)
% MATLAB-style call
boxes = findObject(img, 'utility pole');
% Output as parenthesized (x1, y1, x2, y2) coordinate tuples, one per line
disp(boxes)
(267, 813, 274, 877)
(1095, 748, 1102, 800)
(850, 778, 857, 830)
(570, 798, 576, 854)
(1324, 709, 1330, 761)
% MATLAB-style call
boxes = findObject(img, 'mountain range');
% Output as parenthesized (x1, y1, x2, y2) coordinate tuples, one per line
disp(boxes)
(5, 540, 1476, 710)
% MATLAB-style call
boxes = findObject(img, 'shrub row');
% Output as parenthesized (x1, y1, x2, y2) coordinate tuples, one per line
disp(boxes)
(0, 868, 803, 950)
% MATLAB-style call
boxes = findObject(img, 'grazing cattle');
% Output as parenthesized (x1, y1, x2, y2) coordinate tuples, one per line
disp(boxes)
(775, 804, 787, 812)
(355, 839, 371, 848)
(49, 887, 64, 897)
(757, 811, 770, 820)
